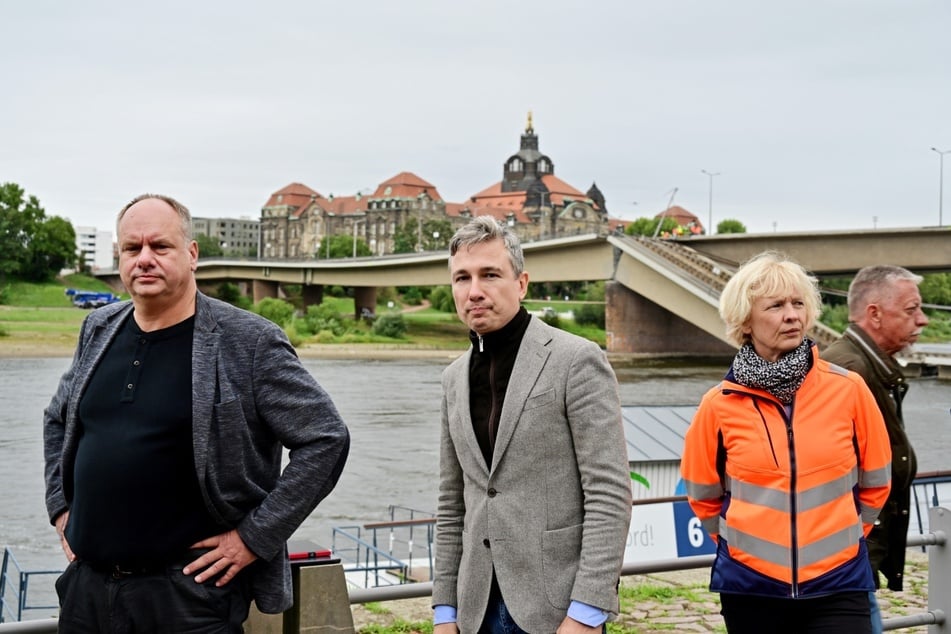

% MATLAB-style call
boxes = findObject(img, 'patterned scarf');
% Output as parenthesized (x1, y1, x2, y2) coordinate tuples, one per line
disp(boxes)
(731, 338, 813, 404)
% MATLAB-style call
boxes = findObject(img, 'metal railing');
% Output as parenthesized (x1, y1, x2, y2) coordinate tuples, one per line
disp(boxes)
(331, 505, 436, 588)
(0, 550, 59, 624)
(346, 509, 950, 633)
(0, 508, 947, 633)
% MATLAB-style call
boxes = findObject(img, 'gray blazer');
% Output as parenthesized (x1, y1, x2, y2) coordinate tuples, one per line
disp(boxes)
(44, 292, 350, 613)
(433, 318, 632, 633)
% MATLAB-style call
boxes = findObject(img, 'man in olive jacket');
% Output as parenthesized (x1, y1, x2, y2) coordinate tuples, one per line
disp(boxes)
(822, 264, 929, 592)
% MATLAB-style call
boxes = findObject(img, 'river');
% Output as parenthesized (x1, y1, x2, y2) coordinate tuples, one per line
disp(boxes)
(2, 355, 949, 603)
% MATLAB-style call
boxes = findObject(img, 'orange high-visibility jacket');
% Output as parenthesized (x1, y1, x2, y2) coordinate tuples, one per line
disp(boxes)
(681, 347, 891, 598)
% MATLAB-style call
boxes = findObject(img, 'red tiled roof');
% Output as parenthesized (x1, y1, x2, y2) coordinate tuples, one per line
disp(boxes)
(372, 172, 443, 201)
(654, 205, 700, 226)
(468, 174, 594, 210)
(263, 183, 322, 209)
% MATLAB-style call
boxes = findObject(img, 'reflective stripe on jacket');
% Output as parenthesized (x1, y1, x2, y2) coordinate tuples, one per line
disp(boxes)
(681, 347, 892, 598)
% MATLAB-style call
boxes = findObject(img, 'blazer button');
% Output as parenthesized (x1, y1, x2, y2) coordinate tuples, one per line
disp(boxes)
(488, 488, 497, 497)
(483, 539, 490, 548)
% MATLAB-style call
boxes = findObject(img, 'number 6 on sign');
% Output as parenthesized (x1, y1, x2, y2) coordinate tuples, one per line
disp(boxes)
(673, 500, 716, 557)
(688, 517, 705, 548)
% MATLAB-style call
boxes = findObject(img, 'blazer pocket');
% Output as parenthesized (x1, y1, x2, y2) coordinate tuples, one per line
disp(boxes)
(524, 388, 555, 411)
(541, 523, 582, 609)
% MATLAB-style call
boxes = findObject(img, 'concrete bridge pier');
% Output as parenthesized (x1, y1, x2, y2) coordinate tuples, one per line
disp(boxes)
(353, 287, 377, 320)
(605, 282, 735, 357)
(302, 284, 324, 308)
(252, 280, 279, 304)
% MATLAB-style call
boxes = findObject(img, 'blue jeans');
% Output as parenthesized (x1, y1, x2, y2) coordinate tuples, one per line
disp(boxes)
(479, 590, 528, 634)
(869, 591, 883, 634)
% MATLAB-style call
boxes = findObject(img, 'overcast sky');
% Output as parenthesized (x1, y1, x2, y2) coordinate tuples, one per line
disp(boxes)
(4, 1, 950, 236)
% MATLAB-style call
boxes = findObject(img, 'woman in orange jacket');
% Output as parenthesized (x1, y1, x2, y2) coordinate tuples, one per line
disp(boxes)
(681, 251, 892, 633)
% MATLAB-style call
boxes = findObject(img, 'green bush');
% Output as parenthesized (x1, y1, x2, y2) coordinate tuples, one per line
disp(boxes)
(429, 286, 456, 313)
(819, 303, 849, 333)
(376, 286, 398, 304)
(401, 286, 423, 305)
(574, 303, 605, 328)
(303, 303, 349, 337)
(372, 313, 407, 338)
(254, 297, 295, 327)
(283, 322, 305, 347)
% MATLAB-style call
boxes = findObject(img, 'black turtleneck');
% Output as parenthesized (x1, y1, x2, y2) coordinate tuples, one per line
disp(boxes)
(468, 307, 532, 467)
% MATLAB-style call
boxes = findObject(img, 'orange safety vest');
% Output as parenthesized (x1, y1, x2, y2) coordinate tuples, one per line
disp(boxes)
(681, 348, 891, 598)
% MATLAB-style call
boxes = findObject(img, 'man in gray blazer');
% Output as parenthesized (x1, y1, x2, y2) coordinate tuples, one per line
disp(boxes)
(44, 194, 349, 631)
(432, 216, 632, 633)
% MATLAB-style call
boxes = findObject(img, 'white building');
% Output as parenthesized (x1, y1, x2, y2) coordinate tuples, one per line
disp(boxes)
(75, 226, 115, 272)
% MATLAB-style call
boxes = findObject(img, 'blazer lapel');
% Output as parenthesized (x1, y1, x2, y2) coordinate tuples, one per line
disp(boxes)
(450, 349, 492, 474)
(191, 294, 220, 481)
(490, 320, 551, 471)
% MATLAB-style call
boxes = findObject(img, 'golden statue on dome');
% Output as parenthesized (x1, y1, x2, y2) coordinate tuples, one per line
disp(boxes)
(526, 110, 533, 132)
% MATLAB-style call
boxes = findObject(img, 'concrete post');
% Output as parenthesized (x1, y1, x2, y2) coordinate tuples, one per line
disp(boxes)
(285, 563, 355, 634)
(929, 506, 949, 633)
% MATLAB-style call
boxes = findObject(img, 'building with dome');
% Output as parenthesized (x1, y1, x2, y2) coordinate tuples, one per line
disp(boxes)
(258, 114, 613, 259)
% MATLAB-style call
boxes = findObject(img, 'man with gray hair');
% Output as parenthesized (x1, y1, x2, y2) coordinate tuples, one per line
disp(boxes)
(822, 265, 930, 632)
(432, 216, 632, 633)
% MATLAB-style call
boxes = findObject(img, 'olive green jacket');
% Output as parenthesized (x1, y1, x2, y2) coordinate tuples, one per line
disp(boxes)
(822, 324, 917, 590)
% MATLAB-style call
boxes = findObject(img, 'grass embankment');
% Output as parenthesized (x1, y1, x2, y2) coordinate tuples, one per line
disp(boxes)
(0, 278, 605, 355)
(4, 277, 950, 358)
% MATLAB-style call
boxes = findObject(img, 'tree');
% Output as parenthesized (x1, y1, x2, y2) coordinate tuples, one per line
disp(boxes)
(0, 183, 43, 282)
(24, 215, 76, 281)
(316, 234, 371, 259)
(919, 273, 951, 306)
(716, 219, 747, 234)
(393, 217, 453, 254)
(195, 233, 224, 258)
(623, 216, 680, 237)
(0, 182, 76, 283)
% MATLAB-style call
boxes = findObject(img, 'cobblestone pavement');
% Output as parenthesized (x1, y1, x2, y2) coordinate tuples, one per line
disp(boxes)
(351, 551, 934, 633)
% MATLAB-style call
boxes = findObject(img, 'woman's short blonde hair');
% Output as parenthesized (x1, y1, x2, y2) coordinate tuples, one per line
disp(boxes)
(719, 251, 822, 347)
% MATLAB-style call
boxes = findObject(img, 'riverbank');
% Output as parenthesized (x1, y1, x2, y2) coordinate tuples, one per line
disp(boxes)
(351, 551, 932, 633)
(0, 335, 731, 367)
(0, 336, 470, 360)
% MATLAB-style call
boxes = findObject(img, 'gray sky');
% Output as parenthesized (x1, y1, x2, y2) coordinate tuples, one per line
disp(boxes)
(3, 1, 950, 235)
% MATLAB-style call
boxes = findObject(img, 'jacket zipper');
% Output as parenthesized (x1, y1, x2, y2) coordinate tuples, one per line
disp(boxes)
(785, 402, 799, 597)
(725, 386, 800, 597)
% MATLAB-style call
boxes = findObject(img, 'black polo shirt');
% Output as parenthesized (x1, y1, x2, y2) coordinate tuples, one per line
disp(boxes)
(66, 313, 222, 567)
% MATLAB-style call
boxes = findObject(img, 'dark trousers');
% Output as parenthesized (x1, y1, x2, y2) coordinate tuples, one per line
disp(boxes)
(720, 591, 871, 634)
(55, 559, 253, 633)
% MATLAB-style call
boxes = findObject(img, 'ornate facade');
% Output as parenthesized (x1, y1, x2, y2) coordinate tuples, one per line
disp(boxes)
(258, 115, 610, 259)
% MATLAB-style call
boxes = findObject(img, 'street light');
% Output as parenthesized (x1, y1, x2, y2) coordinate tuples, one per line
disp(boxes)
(931, 147, 950, 227)
(701, 169, 720, 234)
(353, 219, 366, 258)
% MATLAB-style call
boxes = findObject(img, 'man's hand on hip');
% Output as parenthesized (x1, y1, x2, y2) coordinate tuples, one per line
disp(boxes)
(54, 511, 75, 562)
(185, 529, 258, 586)
(433, 623, 459, 634)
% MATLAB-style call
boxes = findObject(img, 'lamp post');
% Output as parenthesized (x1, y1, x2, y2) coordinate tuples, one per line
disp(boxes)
(353, 219, 366, 258)
(701, 169, 720, 234)
(931, 147, 950, 227)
